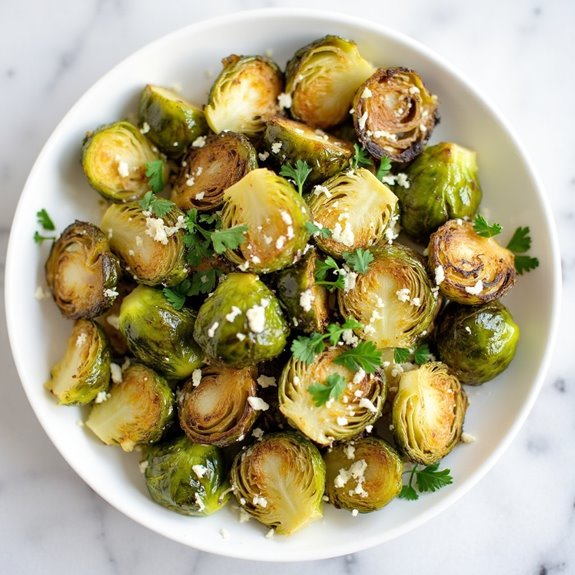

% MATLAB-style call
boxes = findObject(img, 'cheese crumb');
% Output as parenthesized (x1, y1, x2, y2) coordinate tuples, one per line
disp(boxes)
(465, 280, 484, 295)
(344, 443, 356, 460)
(219, 528, 230, 540)
(265, 528, 275, 539)
(34, 286, 50, 300)
(248, 397, 270, 411)
(332, 221, 355, 247)
(352, 368, 366, 385)
(358, 110, 369, 131)
(138, 460, 149, 473)
(434, 265, 445, 285)
(94, 391, 110, 404)
(192, 136, 207, 148)
(225, 306, 242, 322)
(104, 288, 119, 299)
(192, 368, 202, 387)
(271, 141, 282, 154)
(360, 86, 372, 99)
(140, 122, 150, 134)
(299, 288, 315, 312)
(253, 495, 268, 507)
(252, 427, 264, 439)
(277, 92, 292, 109)
(351, 509, 359, 517)
(110, 363, 123, 384)
(337, 416, 349, 426)
(257, 375, 276, 388)
(236, 333, 246, 341)
(258, 151, 270, 162)
(207, 322, 219, 338)
(359, 397, 378, 414)
(116, 157, 130, 178)
(246, 301, 268, 333)
(106, 314, 120, 330)
(396, 288, 411, 302)
(461, 432, 477, 444)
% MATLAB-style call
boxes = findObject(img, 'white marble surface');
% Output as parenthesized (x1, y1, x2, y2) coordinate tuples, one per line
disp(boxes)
(1, 0, 574, 573)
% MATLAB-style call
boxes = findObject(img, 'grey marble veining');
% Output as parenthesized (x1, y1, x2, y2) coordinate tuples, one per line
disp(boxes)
(1, 0, 574, 573)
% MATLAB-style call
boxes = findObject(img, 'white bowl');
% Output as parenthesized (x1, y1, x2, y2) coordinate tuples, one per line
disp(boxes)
(5, 8, 561, 562)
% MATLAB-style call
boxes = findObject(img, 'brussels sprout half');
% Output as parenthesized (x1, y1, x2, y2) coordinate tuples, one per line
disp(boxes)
(193, 273, 289, 368)
(324, 437, 403, 513)
(119, 285, 204, 380)
(307, 167, 398, 258)
(205, 54, 283, 138)
(171, 131, 257, 212)
(45, 221, 120, 320)
(82, 120, 167, 202)
(220, 168, 311, 273)
(144, 435, 230, 516)
(285, 35, 375, 129)
(46, 319, 110, 405)
(230, 431, 325, 534)
(435, 301, 520, 385)
(352, 67, 439, 163)
(428, 219, 516, 305)
(339, 243, 440, 349)
(392, 362, 468, 465)
(86, 363, 174, 452)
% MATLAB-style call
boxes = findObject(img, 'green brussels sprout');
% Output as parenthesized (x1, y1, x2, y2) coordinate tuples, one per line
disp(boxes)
(100, 201, 187, 287)
(220, 168, 311, 273)
(171, 131, 257, 212)
(428, 219, 516, 305)
(45, 221, 120, 319)
(45, 319, 110, 405)
(392, 362, 468, 465)
(279, 347, 385, 446)
(86, 363, 174, 452)
(352, 67, 439, 163)
(285, 35, 375, 129)
(230, 431, 325, 534)
(193, 273, 289, 368)
(178, 366, 258, 447)
(275, 247, 330, 334)
(138, 84, 208, 157)
(119, 285, 204, 379)
(324, 437, 403, 513)
(307, 167, 399, 258)
(82, 120, 168, 202)
(143, 435, 230, 516)
(263, 115, 353, 186)
(435, 301, 520, 385)
(338, 243, 440, 349)
(205, 54, 283, 138)
(396, 142, 482, 242)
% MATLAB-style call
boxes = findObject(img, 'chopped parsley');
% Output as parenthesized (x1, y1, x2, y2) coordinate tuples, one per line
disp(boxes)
(280, 159, 312, 195)
(139, 190, 175, 217)
(308, 373, 347, 407)
(145, 160, 166, 194)
(399, 463, 453, 501)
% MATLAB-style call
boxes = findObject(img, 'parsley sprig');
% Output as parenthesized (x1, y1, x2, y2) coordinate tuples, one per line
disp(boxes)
(139, 191, 176, 218)
(34, 208, 57, 244)
(145, 160, 166, 194)
(308, 373, 347, 407)
(351, 144, 373, 169)
(163, 270, 221, 309)
(343, 248, 374, 273)
(376, 157, 392, 181)
(399, 463, 453, 501)
(394, 343, 433, 365)
(306, 221, 332, 239)
(280, 160, 312, 195)
(473, 214, 502, 238)
(314, 250, 374, 291)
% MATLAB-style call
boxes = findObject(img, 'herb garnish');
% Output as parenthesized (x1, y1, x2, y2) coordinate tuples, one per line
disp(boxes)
(139, 190, 175, 218)
(34, 208, 57, 244)
(376, 157, 392, 181)
(394, 343, 433, 365)
(308, 373, 347, 407)
(145, 160, 166, 194)
(351, 144, 373, 169)
(280, 160, 312, 195)
(399, 463, 453, 500)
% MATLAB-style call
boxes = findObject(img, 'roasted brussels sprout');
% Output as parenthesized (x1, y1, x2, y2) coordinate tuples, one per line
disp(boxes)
(193, 273, 289, 368)
(144, 435, 230, 516)
(263, 115, 353, 186)
(45, 221, 120, 319)
(205, 54, 283, 138)
(324, 437, 403, 513)
(435, 301, 520, 385)
(100, 201, 187, 287)
(45, 319, 110, 405)
(230, 432, 325, 534)
(392, 362, 468, 465)
(395, 142, 482, 241)
(352, 67, 439, 163)
(279, 347, 385, 445)
(138, 84, 208, 157)
(285, 35, 375, 129)
(428, 219, 516, 305)
(119, 285, 204, 379)
(275, 248, 330, 334)
(220, 168, 311, 273)
(171, 131, 257, 212)
(339, 243, 440, 349)
(82, 120, 167, 202)
(178, 366, 258, 446)
(86, 363, 174, 451)
(307, 167, 398, 257)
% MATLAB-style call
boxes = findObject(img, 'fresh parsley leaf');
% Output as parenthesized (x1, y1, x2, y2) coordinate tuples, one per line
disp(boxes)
(315, 256, 345, 291)
(473, 214, 502, 238)
(183, 234, 212, 267)
(306, 221, 332, 238)
(211, 224, 248, 254)
(506, 226, 532, 253)
(414, 343, 432, 365)
(394, 347, 410, 364)
(163, 283, 189, 310)
(514, 255, 540, 275)
(291, 333, 326, 364)
(398, 485, 419, 501)
(139, 190, 175, 217)
(376, 157, 392, 181)
(343, 248, 374, 273)
(308, 373, 347, 407)
(351, 144, 373, 169)
(334, 341, 382, 374)
(145, 160, 166, 194)
(163, 270, 221, 309)
(326, 318, 363, 346)
(33, 231, 56, 245)
(399, 463, 453, 501)
(280, 160, 312, 195)
(36, 209, 55, 231)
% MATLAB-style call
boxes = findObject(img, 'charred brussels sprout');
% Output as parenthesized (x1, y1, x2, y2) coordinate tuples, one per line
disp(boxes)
(205, 54, 283, 138)
(45, 221, 120, 319)
(324, 437, 403, 513)
(428, 219, 516, 305)
(435, 301, 520, 385)
(100, 201, 187, 287)
(339, 243, 439, 349)
(171, 131, 257, 212)
(285, 35, 375, 129)
(230, 432, 325, 534)
(392, 362, 468, 465)
(279, 347, 385, 445)
(144, 435, 230, 516)
(220, 168, 311, 273)
(82, 121, 167, 202)
(307, 168, 398, 257)
(119, 285, 204, 379)
(193, 273, 289, 367)
(178, 366, 258, 446)
(46, 319, 110, 405)
(138, 84, 208, 157)
(263, 116, 353, 186)
(352, 67, 439, 163)
(397, 143, 482, 241)
(86, 363, 174, 451)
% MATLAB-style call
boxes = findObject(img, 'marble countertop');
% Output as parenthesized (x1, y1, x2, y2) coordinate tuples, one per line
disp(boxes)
(1, 0, 574, 573)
